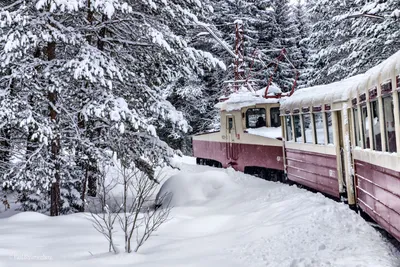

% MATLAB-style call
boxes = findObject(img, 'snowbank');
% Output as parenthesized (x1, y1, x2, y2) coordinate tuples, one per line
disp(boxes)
(169, 155, 197, 169)
(0, 158, 398, 267)
(246, 126, 282, 139)
(156, 171, 238, 207)
(5, 211, 48, 222)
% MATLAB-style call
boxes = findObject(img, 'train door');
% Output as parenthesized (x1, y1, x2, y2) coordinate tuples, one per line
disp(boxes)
(336, 112, 347, 199)
(225, 115, 238, 161)
(336, 110, 356, 206)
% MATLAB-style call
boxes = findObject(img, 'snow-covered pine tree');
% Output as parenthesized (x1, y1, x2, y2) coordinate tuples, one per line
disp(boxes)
(291, 0, 311, 88)
(208, 0, 279, 89)
(142, 0, 226, 153)
(307, 0, 400, 86)
(345, 0, 400, 76)
(271, 0, 303, 91)
(208, 0, 303, 93)
(0, 0, 137, 214)
(306, 0, 361, 86)
(0, 0, 222, 214)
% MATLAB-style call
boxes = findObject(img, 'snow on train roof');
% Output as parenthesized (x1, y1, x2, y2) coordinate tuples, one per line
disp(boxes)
(281, 49, 400, 111)
(280, 75, 365, 111)
(216, 84, 284, 111)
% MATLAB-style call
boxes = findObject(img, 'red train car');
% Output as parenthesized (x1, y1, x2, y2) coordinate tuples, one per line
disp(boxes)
(193, 90, 286, 180)
(193, 50, 400, 243)
(280, 51, 400, 241)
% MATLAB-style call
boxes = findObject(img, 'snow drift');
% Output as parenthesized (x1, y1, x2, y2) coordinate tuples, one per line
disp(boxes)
(0, 158, 399, 267)
(156, 171, 239, 207)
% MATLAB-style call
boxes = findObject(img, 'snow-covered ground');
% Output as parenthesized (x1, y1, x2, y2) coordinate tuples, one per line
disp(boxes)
(0, 156, 399, 267)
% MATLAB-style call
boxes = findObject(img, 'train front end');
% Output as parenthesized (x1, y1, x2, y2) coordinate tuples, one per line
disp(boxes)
(193, 89, 287, 181)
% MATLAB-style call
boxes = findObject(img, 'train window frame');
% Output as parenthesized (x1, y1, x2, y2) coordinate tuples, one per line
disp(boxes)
(227, 117, 234, 134)
(302, 113, 313, 144)
(325, 112, 334, 144)
(313, 113, 325, 145)
(352, 107, 361, 147)
(246, 108, 266, 129)
(270, 107, 281, 127)
(383, 95, 397, 153)
(285, 115, 294, 142)
(370, 100, 382, 151)
(361, 104, 370, 149)
(293, 114, 302, 143)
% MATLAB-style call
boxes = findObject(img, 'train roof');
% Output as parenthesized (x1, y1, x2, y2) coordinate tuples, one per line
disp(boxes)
(216, 84, 284, 111)
(281, 50, 400, 112)
(280, 75, 364, 112)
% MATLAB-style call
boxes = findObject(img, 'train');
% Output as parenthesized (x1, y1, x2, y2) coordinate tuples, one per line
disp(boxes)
(192, 50, 400, 242)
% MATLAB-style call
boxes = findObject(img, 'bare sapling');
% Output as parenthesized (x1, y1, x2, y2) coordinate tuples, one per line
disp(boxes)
(88, 164, 121, 253)
(117, 160, 172, 253)
(97, 163, 119, 211)
(89, 203, 121, 253)
(1, 195, 10, 211)
(135, 192, 171, 252)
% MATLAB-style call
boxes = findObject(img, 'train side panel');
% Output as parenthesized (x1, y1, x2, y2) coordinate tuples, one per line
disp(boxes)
(193, 132, 284, 172)
(284, 142, 340, 198)
(353, 150, 400, 241)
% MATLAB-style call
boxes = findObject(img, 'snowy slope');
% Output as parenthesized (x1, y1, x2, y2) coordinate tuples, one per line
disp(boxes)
(0, 158, 399, 267)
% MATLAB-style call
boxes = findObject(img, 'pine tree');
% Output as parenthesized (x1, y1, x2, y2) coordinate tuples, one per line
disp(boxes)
(0, 0, 222, 214)
(291, 0, 311, 88)
(307, 0, 361, 85)
(272, 0, 301, 91)
(346, 0, 400, 75)
(306, 0, 400, 86)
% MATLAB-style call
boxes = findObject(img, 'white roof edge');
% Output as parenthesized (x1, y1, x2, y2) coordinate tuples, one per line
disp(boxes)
(281, 49, 400, 112)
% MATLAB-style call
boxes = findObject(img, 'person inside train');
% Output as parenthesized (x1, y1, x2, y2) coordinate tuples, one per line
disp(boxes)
(256, 116, 266, 128)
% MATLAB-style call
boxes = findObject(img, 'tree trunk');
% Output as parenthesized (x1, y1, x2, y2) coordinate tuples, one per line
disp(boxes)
(87, 161, 97, 197)
(86, 0, 94, 44)
(47, 41, 60, 217)
(0, 128, 11, 169)
(87, 13, 107, 197)
(79, 0, 96, 209)
(97, 14, 107, 51)
(26, 47, 41, 160)
(0, 130, 10, 161)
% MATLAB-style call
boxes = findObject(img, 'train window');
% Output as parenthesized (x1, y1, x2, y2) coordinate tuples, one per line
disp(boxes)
(361, 105, 370, 148)
(314, 113, 325, 144)
(246, 108, 266, 128)
(228, 117, 234, 133)
(326, 113, 334, 144)
(285, 116, 293, 141)
(370, 100, 382, 151)
(293, 114, 302, 142)
(353, 107, 361, 147)
(302, 114, 313, 144)
(270, 107, 281, 127)
(383, 96, 397, 153)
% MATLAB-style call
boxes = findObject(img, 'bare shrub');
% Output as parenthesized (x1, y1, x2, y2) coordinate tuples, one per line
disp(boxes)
(89, 204, 121, 253)
(87, 163, 121, 253)
(1, 195, 10, 211)
(88, 159, 172, 254)
(116, 161, 172, 253)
